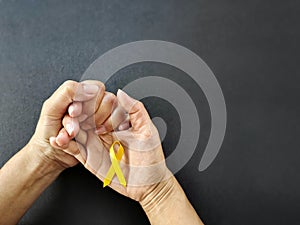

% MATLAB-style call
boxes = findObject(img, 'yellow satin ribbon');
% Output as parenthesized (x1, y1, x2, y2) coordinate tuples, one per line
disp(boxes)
(103, 141, 127, 187)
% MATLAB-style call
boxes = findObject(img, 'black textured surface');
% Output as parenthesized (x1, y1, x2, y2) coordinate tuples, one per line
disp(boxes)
(0, 0, 300, 224)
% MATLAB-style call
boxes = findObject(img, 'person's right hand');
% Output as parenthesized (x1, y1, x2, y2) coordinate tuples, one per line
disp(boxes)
(29, 80, 103, 171)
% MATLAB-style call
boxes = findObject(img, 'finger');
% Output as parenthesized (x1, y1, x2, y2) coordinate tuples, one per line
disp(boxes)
(95, 104, 129, 134)
(118, 120, 131, 131)
(75, 129, 88, 146)
(68, 102, 82, 117)
(42, 80, 100, 118)
(50, 136, 69, 151)
(116, 89, 151, 131)
(80, 80, 106, 118)
(81, 92, 116, 130)
(62, 115, 80, 138)
(55, 128, 73, 148)
(91, 92, 116, 129)
(50, 137, 87, 165)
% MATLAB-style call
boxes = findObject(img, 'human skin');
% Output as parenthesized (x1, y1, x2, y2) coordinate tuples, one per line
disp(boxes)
(0, 80, 204, 225)
(0, 80, 103, 225)
(57, 87, 204, 225)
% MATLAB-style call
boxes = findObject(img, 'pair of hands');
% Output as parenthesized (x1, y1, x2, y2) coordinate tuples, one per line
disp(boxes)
(1, 80, 202, 225)
(29, 80, 171, 202)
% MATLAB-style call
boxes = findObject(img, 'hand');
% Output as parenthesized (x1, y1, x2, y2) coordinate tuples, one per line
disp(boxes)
(29, 80, 103, 171)
(55, 89, 172, 201)
(94, 89, 172, 201)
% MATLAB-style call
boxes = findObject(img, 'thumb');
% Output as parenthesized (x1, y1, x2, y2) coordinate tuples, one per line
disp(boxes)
(117, 89, 151, 131)
(42, 80, 101, 118)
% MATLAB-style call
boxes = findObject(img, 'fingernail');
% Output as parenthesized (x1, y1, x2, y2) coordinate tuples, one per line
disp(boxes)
(66, 123, 74, 136)
(102, 92, 113, 103)
(83, 84, 99, 95)
(117, 89, 124, 95)
(56, 133, 65, 146)
(118, 123, 129, 131)
(68, 105, 75, 115)
(49, 136, 56, 144)
(95, 125, 107, 135)
(117, 89, 134, 101)
(56, 132, 64, 143)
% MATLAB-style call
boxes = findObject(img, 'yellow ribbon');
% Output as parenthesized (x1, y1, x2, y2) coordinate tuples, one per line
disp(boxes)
(103, 141, 127, 187)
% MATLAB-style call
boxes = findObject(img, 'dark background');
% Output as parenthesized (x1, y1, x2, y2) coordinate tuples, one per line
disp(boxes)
(0, 0, 299, 224)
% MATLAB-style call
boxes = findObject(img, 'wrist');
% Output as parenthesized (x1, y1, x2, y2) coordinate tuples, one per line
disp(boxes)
(139, 176, 204, 225)
(26, 138, 66, 176)
(0, 142, 62, 225)
(139, 175, 178, 215)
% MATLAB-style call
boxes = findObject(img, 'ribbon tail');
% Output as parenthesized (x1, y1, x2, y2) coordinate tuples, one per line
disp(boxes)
(103, 178, 111, 188)
(110, 149, 127, 187)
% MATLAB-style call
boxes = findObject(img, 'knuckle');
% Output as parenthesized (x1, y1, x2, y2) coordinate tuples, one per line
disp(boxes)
(61, 81, 77, 97)
(135, 101, 144, 109)
(104, 92, 116, 105)
(98, 82, 105, 91)
(129, 100, 144, 113)
(42, 98, 51, 109)
(63, 80, 77, 87)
